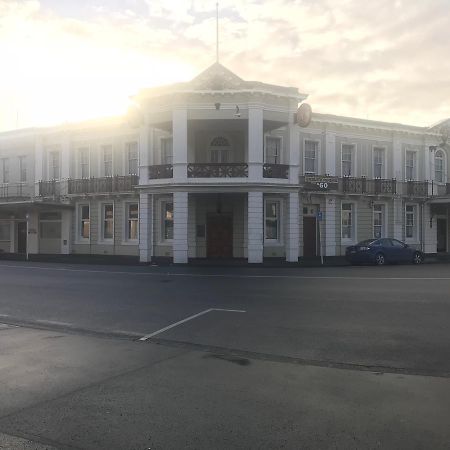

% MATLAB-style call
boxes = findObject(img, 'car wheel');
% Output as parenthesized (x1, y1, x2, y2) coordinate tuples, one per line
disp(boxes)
(412, 252, 424, 264)
(375, 253, 385, 265)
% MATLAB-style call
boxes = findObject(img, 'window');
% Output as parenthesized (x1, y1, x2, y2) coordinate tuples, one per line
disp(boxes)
(405, 204, 417, 239)
(210, 136, 230, 163)
(49, 151, 60, 180)
(341, 203, 354, 240)
(265, 137, 281, 164)
(435, 149, 445, 183)
(126, 142, 138, 175)
(391, 239, 405, 248)
(78, 148, 89, 179)
(161, 138, 173, 165)
(102, 204, 114, 240)
(342, 144, 354, 176)
(162, 202, 173, 240)
(18, 156, 27, 182)
(126, 203, 139, 240)
(304, 140, 318, 174)
(0, 223, 10, 240)
(79, 205, 90, 240)
(265, 201, 280, 241)
(373, 147, 385, 179)
(102, 145, 113, 177)
(373, 204, 385, 239)
(1, 158, 9, 183)
(39, 212, 62, 239)
(405, 151, 416, 180)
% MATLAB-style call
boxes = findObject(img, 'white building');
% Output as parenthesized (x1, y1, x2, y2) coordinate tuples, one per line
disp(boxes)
(0, 62, 449, 263)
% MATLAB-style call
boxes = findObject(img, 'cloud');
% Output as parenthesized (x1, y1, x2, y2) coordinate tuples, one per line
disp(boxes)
(0, 0, 449, 131)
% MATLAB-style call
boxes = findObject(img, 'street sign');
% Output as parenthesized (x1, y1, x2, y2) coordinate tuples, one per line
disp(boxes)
(304, 175, 339, 191)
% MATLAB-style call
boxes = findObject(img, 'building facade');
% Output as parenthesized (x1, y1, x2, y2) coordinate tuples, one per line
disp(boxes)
(0, 63, 449, 263)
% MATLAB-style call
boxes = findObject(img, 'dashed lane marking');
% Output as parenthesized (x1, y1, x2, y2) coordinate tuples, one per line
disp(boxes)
(138, 308, 246, 341)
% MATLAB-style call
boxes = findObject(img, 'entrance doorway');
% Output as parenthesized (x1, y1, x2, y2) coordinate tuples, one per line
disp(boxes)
(17, 222, 27, 254)
(437, 217, 447, 252)
(207, 214, 233, 258)
(303, 216, 317, 257)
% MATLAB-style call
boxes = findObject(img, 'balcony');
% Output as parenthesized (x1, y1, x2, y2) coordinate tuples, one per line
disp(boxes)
(187, 163, 248, 178)
(0, 183, 32, 200)
(68, 175, 138, 194)
(263, 164, 289, 179)
(404, 181, 429, 197)
(149, 164, 173, 179)
(38, 180, 62, 197)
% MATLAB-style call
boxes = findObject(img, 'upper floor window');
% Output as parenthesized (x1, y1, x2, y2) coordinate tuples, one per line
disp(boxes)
(304, 140, 318, 174)
(210, 136, 230, 163)
(78, 147, 89, 179)
(102, 145, 113, 177)
(1, 158, 9, 184)
(265, 137, 281, 164)
(342, 144, 354, 177)
(48, 151, 60, 180)
(126, 142, 138, 175)
(405, 151, 416, 180)
(373, 147, 385, 179)
(264, 200, 280, 241)
(18, 156, 27, 183)
(161, 138, 173, 165)
(435, 149, 445, 183)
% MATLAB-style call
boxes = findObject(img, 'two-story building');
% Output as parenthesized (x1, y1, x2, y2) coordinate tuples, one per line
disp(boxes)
(0, 62, 449, 263)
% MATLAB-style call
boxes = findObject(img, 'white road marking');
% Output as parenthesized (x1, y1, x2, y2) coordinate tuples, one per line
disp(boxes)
(138, 308, 246, 341)
(0, 262, 450, 281)
(34, 319, 73, 327)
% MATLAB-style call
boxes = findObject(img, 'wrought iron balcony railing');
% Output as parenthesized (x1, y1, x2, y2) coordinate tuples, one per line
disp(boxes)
(67, 175, 138, 194)
(38, 180, 62, 197)
(263, 164, 289, 179)
(149, 164, 173, 179)
(404, 180, 429, 197)
(187, 163, 248, 178)
(0, 183, 32, 199)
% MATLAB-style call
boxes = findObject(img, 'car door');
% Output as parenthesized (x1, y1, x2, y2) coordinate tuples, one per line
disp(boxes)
(378, 238, 394, 260)
(390, 239, 409, 262)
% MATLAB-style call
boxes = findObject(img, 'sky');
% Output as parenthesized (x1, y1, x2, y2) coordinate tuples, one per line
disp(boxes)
(1, 0, 449, 132)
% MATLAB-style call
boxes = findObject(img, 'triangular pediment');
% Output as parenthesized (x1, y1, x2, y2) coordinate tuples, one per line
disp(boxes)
(189, 62, 245, 90)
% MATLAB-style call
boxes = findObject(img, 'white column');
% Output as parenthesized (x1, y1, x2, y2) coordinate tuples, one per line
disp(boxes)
(247, 191, 264, 263)
(139, 193, 153, 262)
(248, 107, 264, 181)
(288, 123, 300, 184)
(286, 192, 299, 261)
(324, 196, 336, 256)
(423, 204, 437, 253)
(325, 131, 336, 175)
(172, 108, 188, 181)
(173, 191, 188, 263)
(35, 136, 44, 196)
(139, 124, 151, 185)
(61, 209, 72, 255)
(393, 197, 403, 240)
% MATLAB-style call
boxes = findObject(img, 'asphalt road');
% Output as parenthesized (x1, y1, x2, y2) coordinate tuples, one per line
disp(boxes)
(0, 261, 449, 449)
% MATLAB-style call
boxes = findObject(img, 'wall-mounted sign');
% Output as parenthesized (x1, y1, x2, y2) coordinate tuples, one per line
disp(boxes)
(296, 103, 312, 127)
(304, 175, 339, 191)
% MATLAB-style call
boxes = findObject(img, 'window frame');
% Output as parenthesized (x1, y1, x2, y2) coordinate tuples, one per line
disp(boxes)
(405, 150, 417, 181)
(125, 141, 139, 175)
(405, 203, 418, 242)
(372, 146, 386, 179)
(264, 198, 283, 244)
(160, 137, 173, 165)
(264, 135, 282, 165)
(373, 203, 386, 239)
(77, 203, 90, 243)
(434, 149, 446, 184)
(101, 144, 113, 177)
(341, 202, 356, 243)
(48, 150, 61, 181)
(124, 202, 139, 243)
(99, 202, 114, 243)
(1, 158, 9, 184)
(303, 139, 320, 175)
(18, 155, 27, 183)
(77, 146, 90, 179)
(341, 143, 356, 177)
(160, 199, 174, 243)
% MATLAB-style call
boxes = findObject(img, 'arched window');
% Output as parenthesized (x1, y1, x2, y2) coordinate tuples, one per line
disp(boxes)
(210, 136, 231, 163)
(210, 136, 230, 147)
(435, 149, 445, 183)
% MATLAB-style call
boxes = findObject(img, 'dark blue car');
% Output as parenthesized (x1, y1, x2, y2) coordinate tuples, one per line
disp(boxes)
(345, 238, 425, 265)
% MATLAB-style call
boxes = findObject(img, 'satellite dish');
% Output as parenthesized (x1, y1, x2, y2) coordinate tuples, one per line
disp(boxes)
(297, 103, 312, 127)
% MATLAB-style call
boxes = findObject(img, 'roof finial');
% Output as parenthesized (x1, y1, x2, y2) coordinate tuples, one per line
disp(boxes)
(216, 2, 219, 63)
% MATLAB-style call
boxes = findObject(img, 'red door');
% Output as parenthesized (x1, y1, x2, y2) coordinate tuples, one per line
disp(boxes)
(303, 217, 317, 257)
(207, 214, 233, 258)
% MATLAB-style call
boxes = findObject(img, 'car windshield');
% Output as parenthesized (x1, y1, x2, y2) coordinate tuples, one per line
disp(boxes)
(357, 239, 377, 246)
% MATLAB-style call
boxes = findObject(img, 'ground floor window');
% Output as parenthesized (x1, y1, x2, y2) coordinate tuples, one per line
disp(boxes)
(102, 203, 114, 240)
(405, 204, 417, 239)
(40, 212, 62, 239)
(373, 204, 385, 239)
(126, 203, 139, 241)
(162, 201, 173, 241)
(79, 204, 90, 240)
(265, 200, 280, 241)
(341, 203, 354, 240)
(0, 222, 10, 241)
